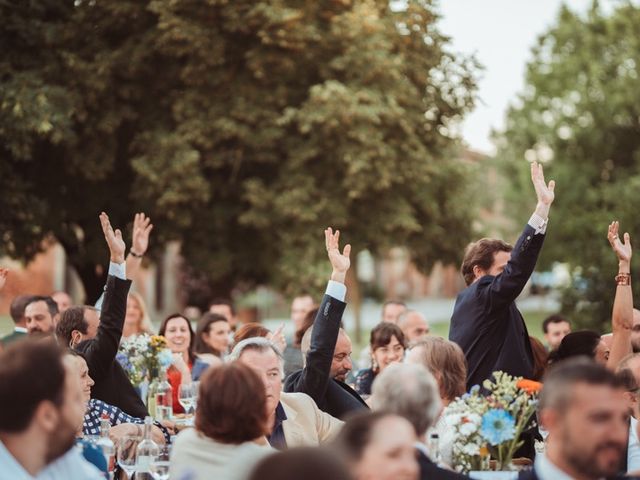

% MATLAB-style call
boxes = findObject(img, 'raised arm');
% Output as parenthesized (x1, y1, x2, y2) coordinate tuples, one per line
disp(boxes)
(81, 213, 132, 380)
(606, 221, 633, 370)
(286, 228, 349, 402)
(485, 161, 556, 310)
(125, 213, 153, 280)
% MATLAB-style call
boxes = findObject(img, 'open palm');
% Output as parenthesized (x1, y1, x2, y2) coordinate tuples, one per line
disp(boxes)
(608, 221, 632, 262)
(325, 227, 351, 273)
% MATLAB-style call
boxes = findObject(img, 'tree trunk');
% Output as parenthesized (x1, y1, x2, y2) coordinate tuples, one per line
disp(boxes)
(73, 261, 106, 305)
(346, 263, 362, 344)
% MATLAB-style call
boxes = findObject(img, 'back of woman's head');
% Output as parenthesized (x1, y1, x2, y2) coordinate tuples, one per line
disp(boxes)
(233, 322, 270, 346)
(548, 330, 601, 365)
(249, 447, 353, 480)
(196, 362, 268, 444)
(408, 336, 467, 400)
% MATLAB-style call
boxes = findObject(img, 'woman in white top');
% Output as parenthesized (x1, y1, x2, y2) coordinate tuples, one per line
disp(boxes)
(170, 362, 273, 480)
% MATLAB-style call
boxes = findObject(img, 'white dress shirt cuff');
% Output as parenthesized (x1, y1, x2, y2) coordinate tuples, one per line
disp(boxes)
(108, 261, 126, 280)
(528, 213, 548, 235)
(325, 280, 347, 302)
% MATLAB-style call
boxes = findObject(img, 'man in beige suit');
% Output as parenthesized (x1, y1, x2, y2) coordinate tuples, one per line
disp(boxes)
(229, 337, 343, 449)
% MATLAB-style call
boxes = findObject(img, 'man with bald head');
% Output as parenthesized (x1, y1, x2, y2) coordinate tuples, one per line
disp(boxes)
(284, 228, 368, 419)
(397, 310, 430, 345)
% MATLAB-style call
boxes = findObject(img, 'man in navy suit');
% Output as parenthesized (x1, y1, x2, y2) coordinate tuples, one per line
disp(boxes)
(519, 358, 633, 480)
(449, 161, 555, 390)
(284, 228, 369, 419)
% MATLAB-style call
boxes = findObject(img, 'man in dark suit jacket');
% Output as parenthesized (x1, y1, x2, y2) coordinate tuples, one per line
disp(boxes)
(449, 161, 555, 390)
(1, 294, 31, 346)
(518, 358, 634, 480)
(74, 212, 148, 418)
(284, 228, 368, 420)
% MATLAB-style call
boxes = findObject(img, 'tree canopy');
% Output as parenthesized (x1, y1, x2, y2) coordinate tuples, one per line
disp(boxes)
(495, 1, 640, 330)
(1, 0, 478, 304)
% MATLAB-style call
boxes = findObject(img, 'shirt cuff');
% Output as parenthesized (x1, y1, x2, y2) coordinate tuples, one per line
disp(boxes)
(528, 213, 548, 235)
(108, 261, 126, 280)
(325, 280, 347, 302)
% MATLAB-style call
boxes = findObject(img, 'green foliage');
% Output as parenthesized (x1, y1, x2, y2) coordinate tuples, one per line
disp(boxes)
(1, 0, 478, 302)
(495, 2, 640, 330)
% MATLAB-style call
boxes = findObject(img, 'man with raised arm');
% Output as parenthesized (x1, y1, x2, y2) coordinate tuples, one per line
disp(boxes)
(284, 228, 369, 419)
(74, 212, 151, 418)
(449, 161, 555, 390)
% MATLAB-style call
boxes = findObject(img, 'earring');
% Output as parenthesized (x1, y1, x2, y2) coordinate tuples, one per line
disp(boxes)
(371, 358, 378, 372)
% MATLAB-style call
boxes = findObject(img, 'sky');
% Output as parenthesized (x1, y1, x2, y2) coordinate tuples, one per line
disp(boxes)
(437, 0, 602, 154)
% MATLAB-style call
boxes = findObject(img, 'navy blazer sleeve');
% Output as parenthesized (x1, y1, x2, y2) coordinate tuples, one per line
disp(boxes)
(81, 275, 132, 381)
(481, 224, 545, 315)
(285, 294, 346, 405)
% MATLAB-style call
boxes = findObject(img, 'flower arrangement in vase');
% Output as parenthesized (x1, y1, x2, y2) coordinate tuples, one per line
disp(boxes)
(445, 372, 541, 474)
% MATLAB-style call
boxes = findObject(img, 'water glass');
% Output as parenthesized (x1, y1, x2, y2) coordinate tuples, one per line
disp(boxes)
(117, 435, 139, 479)
(178, 383, 197, 415)
(150, 445, 171, 480)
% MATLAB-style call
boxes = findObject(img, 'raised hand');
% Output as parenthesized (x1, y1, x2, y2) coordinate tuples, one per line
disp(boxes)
(266, 322, 287, 353)
(608, 221, 632, 264)
(0, 268, 8, 291)
(531, 161, 555, 206)
(325, 227, 351, 283)
(99, 212, 126, 264)
(131, 212, 153, 256)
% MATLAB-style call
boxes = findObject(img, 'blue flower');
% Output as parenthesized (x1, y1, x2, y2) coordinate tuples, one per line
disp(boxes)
(158, 349, 173, 368)
(470, 385, 480, 394)
(480, 409, 516, 445)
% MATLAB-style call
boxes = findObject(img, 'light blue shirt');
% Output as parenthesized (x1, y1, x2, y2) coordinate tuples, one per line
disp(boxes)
(325, 280, 346, 302)
(0, 441, 103, 480)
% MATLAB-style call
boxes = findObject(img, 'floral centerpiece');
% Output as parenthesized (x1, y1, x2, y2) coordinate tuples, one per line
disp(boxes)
(445, 372, 541, 473)
(116, 334, 173, 388)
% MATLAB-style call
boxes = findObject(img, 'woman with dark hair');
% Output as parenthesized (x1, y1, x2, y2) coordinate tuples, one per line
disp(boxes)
(333, 411, 418, 480)
(159, 313, 208, 414)
(353, 323, 406, 397)
(170, 363, 274, 480)
(529, 336, 548, 381)
(548, 330, 608, 365)
(194, 312, 231, 363)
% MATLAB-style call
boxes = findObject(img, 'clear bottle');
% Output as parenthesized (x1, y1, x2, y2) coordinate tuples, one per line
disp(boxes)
(135, 416, 159, 474)
(428, 432, 442, 465)
(96, 413, 115, 479)
(154, 369, 173, 421)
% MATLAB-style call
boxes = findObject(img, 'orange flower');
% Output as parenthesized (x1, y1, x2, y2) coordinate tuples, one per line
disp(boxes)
(517, 379, 542, 394)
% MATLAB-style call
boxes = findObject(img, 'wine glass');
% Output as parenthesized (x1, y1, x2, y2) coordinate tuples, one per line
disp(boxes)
(192, 381, 200, 411)
(178, 383, 196, 416)
(150, 445, 171, 480)
(117, 435, 139, 479)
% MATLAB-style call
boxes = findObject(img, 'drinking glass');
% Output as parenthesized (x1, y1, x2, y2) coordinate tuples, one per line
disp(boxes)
(150, 445, 171, 480)
(117, 435, 139, 479)
(178, 383, 196, 415)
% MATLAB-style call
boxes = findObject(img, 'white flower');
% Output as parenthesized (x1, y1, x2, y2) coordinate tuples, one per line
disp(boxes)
(461, 443, 480, 456)
(466, 413, 482, 425)
(460, 422, 478, 436)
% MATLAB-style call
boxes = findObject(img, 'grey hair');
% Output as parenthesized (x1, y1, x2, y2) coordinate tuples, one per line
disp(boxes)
(228, 336, 284, 376)
(371, 362, 442, 437)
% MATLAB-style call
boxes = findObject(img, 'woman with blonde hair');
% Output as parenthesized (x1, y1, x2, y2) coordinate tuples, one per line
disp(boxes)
(123, 291, 153, 339)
